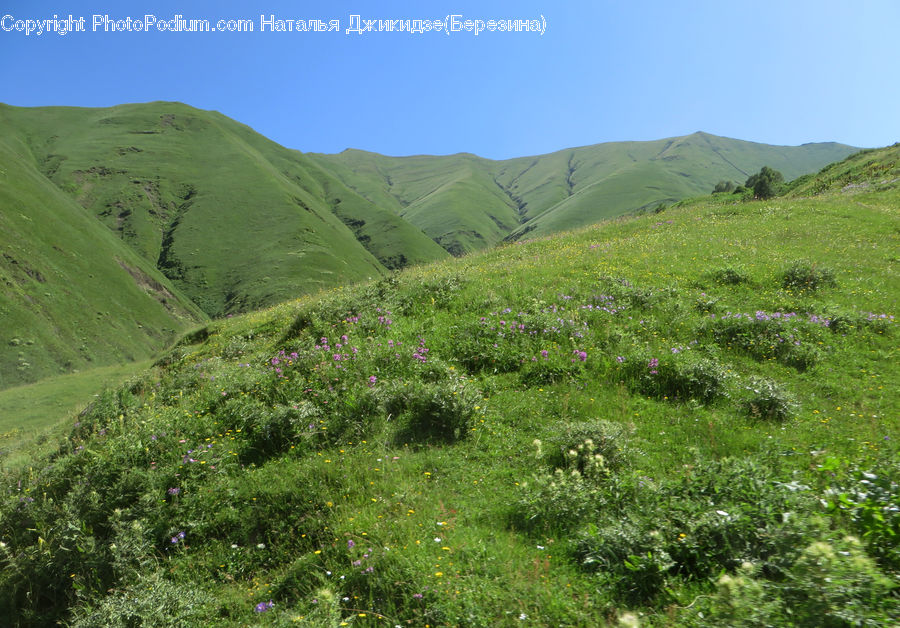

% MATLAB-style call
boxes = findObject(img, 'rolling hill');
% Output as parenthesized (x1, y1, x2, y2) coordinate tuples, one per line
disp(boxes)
(311, 131, 858, 246)
(0, 101, 859, 388)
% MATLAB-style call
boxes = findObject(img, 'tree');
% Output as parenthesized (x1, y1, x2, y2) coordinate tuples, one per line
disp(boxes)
(712, 180, 737, 194)
(745, 166, 784, 200)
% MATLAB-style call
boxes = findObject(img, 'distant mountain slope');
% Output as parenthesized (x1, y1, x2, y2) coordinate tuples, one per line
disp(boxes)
(0, 123, 205, 388)
(312, 132, 859, 246)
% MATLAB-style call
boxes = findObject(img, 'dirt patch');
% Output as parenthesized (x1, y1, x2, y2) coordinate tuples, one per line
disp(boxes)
(2, 253, 46, 283)
(115, 258, 181, 314)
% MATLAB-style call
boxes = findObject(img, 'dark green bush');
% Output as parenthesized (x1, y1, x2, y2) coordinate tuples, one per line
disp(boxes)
(385, 377, 480, 444)
(781, 261, 836, 292)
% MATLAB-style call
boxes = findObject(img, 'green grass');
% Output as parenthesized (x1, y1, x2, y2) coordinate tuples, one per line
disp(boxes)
(0, 361, 151, 472)
(1, 146, 897, 626)
(0, 124, 205, 389)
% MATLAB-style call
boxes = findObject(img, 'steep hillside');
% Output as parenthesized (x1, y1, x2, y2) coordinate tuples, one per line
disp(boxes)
(0, 131, 204, 389)
(785, 141, 900, 197)
(0, 103, 447, 318)
(2, 145, 896, 626)
(0, 102, 860, 392)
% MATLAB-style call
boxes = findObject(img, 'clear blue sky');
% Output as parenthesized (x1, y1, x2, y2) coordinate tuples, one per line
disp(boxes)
(2, 0, 898, 159)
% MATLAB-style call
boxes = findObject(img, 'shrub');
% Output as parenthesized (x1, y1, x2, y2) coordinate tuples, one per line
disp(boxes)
(69, 573, 210, 627)
(682, 537, 899, 626)
(624, 353, 728, 403)
(712, 267, 750, 286)
(515, 463, 607, 533)
(700, 312, 826, 371)
(578, 522, 673, 604)
(385, 377, 480, 444)
(823, 461, 900, 569)
(742, 377, 797, 421)
(781, 261, 836, 292)
(547, 419, 635, 472)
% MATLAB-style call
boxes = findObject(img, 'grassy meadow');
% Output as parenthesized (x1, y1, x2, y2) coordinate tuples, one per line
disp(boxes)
(0, 148, 898, 626)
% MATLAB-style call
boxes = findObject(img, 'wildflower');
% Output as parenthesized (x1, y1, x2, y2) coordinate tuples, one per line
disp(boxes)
(616, 356, 625, 363)
(648, 358, 659, 374)
(167, 487, 180, 495)
(368, 375, 377, 387)
(254, 600, 275, 613)
(347, 539, 355, 549)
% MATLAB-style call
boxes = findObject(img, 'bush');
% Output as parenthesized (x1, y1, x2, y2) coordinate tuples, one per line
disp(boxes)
(385, 377, 480, 444)
(712, 266, 750, 286)
(578, 522, 673, 604)
(824, 461, 900, 569)
(742, 377, 797, 421)
(547, 419, 635, 472)
(781, 261, 836, 292)
(745, 166, 784, 200)
(623, 353, 728, 403)
(682, 537, 899, 626)
(514, 449, 608, 533)
(69, 573, 210, 627)
(700, 313, 826, 371)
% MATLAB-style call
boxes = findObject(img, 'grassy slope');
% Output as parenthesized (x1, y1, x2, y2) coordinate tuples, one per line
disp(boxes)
(1, 147, 897, 626)
(785, 141, 900, 197)
(0, 120, 204, 389)
(0, 361, 151, 471)
(0, 102, 854, 319)
(308, 150, 523, 255)
(313, 133, 858, 249)
(0, 103, 447, 318)
(503, 132, 859, 239)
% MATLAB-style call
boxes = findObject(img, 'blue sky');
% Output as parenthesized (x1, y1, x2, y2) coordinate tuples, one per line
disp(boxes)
(2, 0, 898, 159)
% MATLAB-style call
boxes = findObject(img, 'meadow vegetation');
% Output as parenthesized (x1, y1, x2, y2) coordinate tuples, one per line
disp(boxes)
(0, 147, 898, 626)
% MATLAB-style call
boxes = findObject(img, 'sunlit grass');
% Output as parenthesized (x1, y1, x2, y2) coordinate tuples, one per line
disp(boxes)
(2, 158, 898, 625)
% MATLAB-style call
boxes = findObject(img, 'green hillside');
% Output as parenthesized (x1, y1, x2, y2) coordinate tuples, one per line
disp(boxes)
(0, 103, 406, 318)
(785, 141, 900, 197)
(0, 102, 860, 391)
(0, 127, 204, 389)
(2, 145, 896, 626)
(312, 131, 858, 246)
